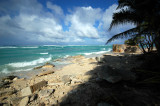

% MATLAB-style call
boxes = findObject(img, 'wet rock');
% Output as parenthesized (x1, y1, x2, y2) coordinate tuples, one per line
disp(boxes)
(38, 89, 55, 99)
(19, 96, 29, 106)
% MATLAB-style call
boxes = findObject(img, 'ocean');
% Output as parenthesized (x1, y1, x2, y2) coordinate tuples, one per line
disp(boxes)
(0, 45, 112, 77)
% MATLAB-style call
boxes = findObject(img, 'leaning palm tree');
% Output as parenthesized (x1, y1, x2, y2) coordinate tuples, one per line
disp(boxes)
(107, 0, 160, 55)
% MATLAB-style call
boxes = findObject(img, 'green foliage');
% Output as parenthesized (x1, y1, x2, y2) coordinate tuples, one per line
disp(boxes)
(107, 0, 160, 55)
(124, 39, 136, 46)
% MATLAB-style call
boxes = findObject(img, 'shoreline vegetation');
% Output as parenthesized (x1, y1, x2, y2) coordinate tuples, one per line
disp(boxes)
(1, 48, 160, 106)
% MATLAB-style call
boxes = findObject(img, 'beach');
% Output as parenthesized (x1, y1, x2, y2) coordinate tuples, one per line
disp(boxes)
(1, 50, 155, 106)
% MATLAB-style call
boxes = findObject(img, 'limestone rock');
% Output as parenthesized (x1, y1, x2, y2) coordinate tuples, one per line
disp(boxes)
(13, 77, 18, 81)
(30, 94, 38, 102)
(61, 75, 72, 84)
(0, 81, 11, 88)
(42, 64, 55, 69)
(34, 63, 55, 70)
(31, 80, 47, 92)
(21, 87, 33, 96)
(48, 82, 64, 86)
(2, 75, 17, 81)
(113, 44, 126, 53)
(21, 81, 47, 96)
(38, 70, 54, 76)
(0, 90, 16, 96)
(19, 96, 29, 106)
(39, 89, 55, 99)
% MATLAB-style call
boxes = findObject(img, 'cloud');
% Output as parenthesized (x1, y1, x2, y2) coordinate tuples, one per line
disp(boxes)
(65, 6, 102, 39)
(47, 2, 64, 17)
(0, 0, 135, 45)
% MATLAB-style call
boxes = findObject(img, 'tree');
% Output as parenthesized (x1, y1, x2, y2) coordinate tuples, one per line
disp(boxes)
(106, 0, 160, 55)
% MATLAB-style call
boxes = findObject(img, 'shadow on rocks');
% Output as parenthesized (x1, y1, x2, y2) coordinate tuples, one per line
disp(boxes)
(59, 53, 160, 106)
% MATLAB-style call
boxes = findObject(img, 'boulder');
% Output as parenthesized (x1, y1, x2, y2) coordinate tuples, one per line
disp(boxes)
(34, 63, 55, 70)
(38, 70, 54, 76)
(21, 87, 33, 97)
(113, 44, 126, 53)
(19, 96, 29, 106)
(2, 75, 17, 80)
(21, 81, 47, 96)
(61, 75, 72, 84)
(13, 77, 18, 81)
(31, 80, 47, 92)
(38, 89, 55, 99)
(96, 56, 105, 63)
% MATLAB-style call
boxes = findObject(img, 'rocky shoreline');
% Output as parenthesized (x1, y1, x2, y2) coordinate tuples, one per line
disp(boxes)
(1, 53, 160, 106)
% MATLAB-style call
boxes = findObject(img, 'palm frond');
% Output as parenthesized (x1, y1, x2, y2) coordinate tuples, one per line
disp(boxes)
(117, 0, 134, 10)
(109, 10, 141, 30)
(106, 27, 138, 44)
(107, 24, 154, 44)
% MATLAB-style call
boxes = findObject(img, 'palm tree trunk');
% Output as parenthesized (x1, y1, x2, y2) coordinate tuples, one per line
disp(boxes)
(139, 41, 146, 54)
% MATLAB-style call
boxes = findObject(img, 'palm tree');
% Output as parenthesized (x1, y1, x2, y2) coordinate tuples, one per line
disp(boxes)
(107, 0, 160, 55)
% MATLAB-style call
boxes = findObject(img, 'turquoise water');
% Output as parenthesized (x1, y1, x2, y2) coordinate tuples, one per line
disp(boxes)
(0, 45, 112, 74)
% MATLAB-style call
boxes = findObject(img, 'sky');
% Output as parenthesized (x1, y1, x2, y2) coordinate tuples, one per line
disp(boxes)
(0, 0, 135, 46)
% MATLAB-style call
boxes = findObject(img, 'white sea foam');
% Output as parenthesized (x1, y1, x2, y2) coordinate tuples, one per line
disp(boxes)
(82, 48, 112, 56)
(1, 68, 9, 74)
(8, 56, 52, 68)
(101, 48, 106, 50)
(20, 46, 38, 48)
(64, 55, 70, 58)
(1, 68, 32, 74)
(40, 52, 48, 55)
(43, 45, 57, 46)
(0, 46, 17, 49)
(83, 53, 93, 55)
